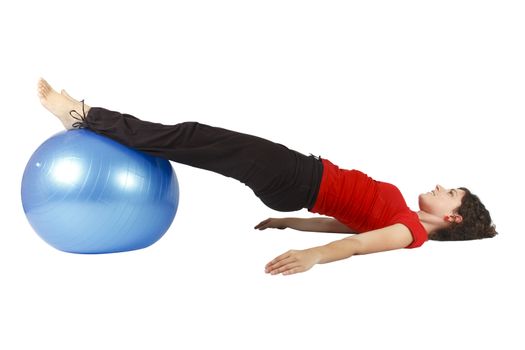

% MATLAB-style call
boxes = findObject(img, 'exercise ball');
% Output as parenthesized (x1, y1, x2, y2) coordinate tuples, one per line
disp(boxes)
(21, 129, 179, 254)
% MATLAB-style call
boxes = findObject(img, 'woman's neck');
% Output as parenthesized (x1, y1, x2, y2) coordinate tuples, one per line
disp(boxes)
(417, 210, 448, 236)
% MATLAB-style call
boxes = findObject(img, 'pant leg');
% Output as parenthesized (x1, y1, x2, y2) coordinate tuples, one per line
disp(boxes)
(84, 107, 323, 211)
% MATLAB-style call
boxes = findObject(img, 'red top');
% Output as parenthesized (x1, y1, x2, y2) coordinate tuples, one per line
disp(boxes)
(309, 158, 428, 248)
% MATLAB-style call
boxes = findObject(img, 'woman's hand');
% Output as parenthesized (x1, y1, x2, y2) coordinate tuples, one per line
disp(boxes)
(254, 217, 288, 230)
(265, 248, 321, 276)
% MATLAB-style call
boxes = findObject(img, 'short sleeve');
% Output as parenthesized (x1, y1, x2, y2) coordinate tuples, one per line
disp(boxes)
(394, 212, 429, 249)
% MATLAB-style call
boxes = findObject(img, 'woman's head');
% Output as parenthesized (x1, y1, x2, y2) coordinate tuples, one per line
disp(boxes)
(419, 185, 497, 241)
(419, 185, 466, 220)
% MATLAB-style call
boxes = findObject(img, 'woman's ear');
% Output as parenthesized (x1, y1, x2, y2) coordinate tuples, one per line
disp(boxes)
(444, 214, 463, 223)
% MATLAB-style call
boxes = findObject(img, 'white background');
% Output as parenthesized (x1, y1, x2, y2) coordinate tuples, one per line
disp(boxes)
(1, 1, 524, 349)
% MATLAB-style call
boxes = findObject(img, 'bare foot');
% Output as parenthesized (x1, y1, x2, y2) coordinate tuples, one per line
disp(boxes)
(61, 89, 78, 102)
(37, 78, 91, 130)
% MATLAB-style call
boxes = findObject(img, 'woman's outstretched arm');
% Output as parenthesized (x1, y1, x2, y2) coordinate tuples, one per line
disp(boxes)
(264, 223, 414, 276)
(255, 217, 355, 233)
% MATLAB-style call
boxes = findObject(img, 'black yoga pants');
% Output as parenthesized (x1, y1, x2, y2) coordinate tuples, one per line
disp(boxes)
(83, 107, 324, 212)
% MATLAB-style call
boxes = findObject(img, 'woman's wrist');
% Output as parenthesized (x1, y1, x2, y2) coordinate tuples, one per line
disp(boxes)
(306, 247, 323, 265)
(280, 217, 292, 228)
(314, 239, 357, 264)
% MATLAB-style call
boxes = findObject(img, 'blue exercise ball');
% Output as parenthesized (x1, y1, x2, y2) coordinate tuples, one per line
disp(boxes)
(21, 129, 179, 254)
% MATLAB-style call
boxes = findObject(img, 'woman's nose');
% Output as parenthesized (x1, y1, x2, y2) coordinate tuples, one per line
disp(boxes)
(435, 184, 442, 192)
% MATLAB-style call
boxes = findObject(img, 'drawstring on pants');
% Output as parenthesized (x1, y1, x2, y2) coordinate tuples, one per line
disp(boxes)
(69, 99, 90, 129)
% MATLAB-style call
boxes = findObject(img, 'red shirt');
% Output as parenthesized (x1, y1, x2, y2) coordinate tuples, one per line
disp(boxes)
(309, 158, 428, 248)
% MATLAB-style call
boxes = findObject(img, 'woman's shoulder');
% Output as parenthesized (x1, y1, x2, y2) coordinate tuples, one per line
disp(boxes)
(392, 211, 428, 248)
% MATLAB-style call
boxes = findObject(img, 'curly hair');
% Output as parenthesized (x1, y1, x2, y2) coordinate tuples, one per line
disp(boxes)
(429, 187, 498, 242)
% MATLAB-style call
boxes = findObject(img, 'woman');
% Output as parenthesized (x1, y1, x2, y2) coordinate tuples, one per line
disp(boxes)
(37, 78, 497, 276)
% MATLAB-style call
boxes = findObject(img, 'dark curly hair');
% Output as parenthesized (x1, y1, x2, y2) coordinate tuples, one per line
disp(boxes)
(429, 187, 498, 241)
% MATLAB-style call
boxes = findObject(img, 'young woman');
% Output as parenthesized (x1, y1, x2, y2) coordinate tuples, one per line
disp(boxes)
(37, 78, 497, 276)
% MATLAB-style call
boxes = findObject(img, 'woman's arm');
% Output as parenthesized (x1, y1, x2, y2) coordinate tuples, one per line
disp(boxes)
(265, 223, 414, 275)
(255, 217, 355, 233)
(316, 223, 413, 263)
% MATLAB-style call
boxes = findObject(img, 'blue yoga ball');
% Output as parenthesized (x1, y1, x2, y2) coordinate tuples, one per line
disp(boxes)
(21, 129, 179, 254)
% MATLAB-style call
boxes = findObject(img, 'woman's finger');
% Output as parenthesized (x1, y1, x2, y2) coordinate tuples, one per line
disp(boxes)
(254, 218, 270, 229)
(266, 250, 292, 265)
(265, 250, 292, 269)
(266, 256, 296, 273)
(282, 267, 302, 276)
(271, 263, 301, 275)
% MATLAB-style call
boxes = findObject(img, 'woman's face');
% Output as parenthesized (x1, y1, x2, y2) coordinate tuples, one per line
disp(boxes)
(419, 184, 466, 217)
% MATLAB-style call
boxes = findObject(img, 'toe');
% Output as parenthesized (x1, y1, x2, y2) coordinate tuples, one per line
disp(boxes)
(41, 79, 51, 92)
(37, 78, 55, 100)
(38, 85, 47, 98)
(39, 83, 48, 95)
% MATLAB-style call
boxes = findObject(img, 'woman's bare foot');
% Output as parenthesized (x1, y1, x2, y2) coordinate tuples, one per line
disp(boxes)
(37, 78, 91, 130)
(61, 89, 78, 102)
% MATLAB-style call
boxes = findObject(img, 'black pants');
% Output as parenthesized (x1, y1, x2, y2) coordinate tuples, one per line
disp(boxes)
(83, 107, 324, 212)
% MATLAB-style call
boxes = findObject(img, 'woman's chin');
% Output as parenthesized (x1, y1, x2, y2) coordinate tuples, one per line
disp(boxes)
(418, 194, 430, 211)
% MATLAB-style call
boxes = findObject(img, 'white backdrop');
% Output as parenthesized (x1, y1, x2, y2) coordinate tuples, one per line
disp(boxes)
(1, 1, 523, 349)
